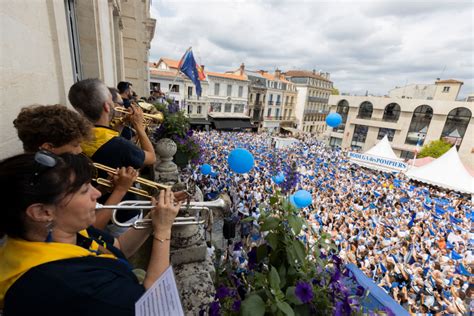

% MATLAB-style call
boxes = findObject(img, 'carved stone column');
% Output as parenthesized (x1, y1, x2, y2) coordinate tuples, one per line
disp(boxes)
(155, 138, 179, 183)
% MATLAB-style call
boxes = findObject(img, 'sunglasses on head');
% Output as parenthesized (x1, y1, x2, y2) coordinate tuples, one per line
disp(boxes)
(30, 150, 59, 186)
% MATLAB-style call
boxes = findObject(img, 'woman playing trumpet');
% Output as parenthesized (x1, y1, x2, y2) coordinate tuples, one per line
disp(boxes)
(0, 152, 181, 316)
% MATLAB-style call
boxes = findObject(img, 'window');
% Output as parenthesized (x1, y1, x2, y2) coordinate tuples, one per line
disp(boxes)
(211, 102, 221, 112)
(275, 108, 280, 118)
(377, 128, 396, 141)
(150, 82, 160, 93)
(267, 108, 272, 117)
(405, 105, 433, 145)
(440, 107, 471, 147)
(276, 95, 281, 105)
(227, 84, 232, 97)
(250, 93, 253, 103)
(352, 125, 369, 145)
(187, 86, 193, 97)
(442, 86, 450, 92)
(329, 137, 342, 147)
(65, 0, 82, 82)
(234, 104, 244, 113)
(382, 103, 401, 122)
(238, 86, 243, 97)
(357, 101, 373, 119)
(400, 150, 414, 160)
(284, 109, 288, 118)
(225, 103, 232, 112)
(197, 105, 202, 114)
(214, 83, 220, 96)
(333, 100, 349, 133)
(285, 96, 289, 105)
(169, 84, 179, 92)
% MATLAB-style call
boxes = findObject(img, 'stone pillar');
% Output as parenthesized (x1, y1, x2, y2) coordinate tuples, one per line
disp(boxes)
(155, 138, 179, 183)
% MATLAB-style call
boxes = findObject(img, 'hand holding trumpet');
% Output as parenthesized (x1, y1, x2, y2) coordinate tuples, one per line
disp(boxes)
(151, 188, 182, 237)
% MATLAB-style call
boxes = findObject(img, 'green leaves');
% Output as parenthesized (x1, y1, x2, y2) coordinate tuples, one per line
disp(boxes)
(241, 295, 265, 316)
(260, 216, 280, 231)
(276, 300, 295, 316)
(288, 215, 304, 235)
(269, 266, 281, 290)
(285, 286, 302, 305)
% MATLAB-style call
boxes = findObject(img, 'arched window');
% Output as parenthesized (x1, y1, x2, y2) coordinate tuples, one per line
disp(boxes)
(441, 107, 471, 147)
(405, 105, 433, 145)
(382, 103, 401, 122)
(357, 101, 373, 119)
(333, 100, 349, 133)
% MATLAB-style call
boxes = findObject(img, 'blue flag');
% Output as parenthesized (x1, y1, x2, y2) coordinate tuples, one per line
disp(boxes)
(178, 48, 202, 96)
(451, 250, 462, 260)
(449, 215, 462, 224)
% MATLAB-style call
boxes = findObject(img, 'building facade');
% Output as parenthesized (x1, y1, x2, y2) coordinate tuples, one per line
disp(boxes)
(327, 95, 474, 169)
(389, 79, 463, 101)
(0, 0, 155, 158)
(149, 58, 210, 119)
(285, 70, 333, 133)
(206, 71, 249, 117)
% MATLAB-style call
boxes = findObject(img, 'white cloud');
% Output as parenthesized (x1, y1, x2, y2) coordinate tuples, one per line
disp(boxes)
(150, 0, 474, 99)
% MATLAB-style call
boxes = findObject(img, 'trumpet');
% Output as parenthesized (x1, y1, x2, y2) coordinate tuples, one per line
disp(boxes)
(114, 105, 164, 126)
(93, 163, 171, 198)
(95, 197, 227, 229)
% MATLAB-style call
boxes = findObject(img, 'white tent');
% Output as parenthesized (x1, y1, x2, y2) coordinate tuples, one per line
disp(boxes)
(349, 136, 407, 172)
(405, 147, 474, 194)
(365, 135, 400, 160)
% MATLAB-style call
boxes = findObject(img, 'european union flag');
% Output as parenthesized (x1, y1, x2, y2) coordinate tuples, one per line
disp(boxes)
(178, 48, 202, 96)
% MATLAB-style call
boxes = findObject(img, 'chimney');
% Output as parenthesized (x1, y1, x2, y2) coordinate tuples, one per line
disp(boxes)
(274, 68, 281, 79)
(312, 69, 316, 74)
(326, 72, 330, 80)
(240, 63, 245, 76)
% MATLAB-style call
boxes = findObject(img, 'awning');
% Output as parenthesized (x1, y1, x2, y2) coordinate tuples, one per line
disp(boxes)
(213, 119, 254, 130)
(189, 118, 211, 125)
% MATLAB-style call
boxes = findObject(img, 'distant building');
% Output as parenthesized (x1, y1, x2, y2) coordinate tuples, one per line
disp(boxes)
(285, 70, 333, 133)
(1, 0, 155, 158)
(149, 58, 210, 124)
(327, 95, 474, 169)
(465, 94, 474, 102)
(389, 79, 464, 101)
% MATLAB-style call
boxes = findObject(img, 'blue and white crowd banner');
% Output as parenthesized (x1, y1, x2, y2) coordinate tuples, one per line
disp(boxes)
(348, 152, 408, 172)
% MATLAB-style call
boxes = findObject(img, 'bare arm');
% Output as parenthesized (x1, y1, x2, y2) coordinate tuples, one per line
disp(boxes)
(129, 104, 156, 166)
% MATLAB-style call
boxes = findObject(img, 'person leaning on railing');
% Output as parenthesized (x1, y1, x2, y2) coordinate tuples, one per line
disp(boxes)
(0, 152, 180, 316)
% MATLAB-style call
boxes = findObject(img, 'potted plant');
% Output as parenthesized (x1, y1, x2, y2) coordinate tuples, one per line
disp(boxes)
(152, 101, 203, 168)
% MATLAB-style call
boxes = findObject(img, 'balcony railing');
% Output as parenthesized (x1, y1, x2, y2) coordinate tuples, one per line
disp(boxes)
(275, 101, 281, 106)
(268, 101, 274, 105)
(265, 115, 284, 121)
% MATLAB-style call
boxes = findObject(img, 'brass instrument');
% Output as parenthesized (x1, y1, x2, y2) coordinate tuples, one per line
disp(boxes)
(113, 104, 164, 127)
(93, 163, 171, 198)
(95, 197, 227, 229)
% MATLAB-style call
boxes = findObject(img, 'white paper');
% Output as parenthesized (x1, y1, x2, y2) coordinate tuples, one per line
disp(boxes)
(135, 266, 184, 316)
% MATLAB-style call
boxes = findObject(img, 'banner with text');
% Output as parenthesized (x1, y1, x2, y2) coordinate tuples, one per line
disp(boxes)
(349, 152, 408, 172)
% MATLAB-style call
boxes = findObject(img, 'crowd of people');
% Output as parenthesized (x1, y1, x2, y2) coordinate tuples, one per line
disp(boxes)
(185, 131, 472, 315)
(0, 77, 472, 315)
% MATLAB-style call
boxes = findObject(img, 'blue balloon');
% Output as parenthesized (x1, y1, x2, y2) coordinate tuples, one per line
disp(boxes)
(200, 164, 212, 175)
(289, 195, 297, 207)
(325, 112, 342, 128)
(273, 174, 285, 184)
(228, 148, 254, 174)
(293, 190, 312, 208)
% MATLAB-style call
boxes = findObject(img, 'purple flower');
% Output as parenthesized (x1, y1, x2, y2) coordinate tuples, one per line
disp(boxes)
(334, 301, 344, 316)
(380, 306, 395, 316)
(295, 281, 314, 303)
(215, 285, 232, 299)
(355, 285, 365, 296)
(209, 301, 221, 316)
(232, 300, 241, 312)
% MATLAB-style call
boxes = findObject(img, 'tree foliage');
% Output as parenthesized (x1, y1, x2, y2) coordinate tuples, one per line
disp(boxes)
(331, 87, 339, 95)
(418, 139, 452, 158)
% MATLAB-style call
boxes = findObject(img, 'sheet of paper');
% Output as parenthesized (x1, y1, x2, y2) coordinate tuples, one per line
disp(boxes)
(135, 266, 184, 316)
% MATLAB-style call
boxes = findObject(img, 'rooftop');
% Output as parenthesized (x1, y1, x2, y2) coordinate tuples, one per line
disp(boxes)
(284, 70, 332, 82)
(435, 79, 464, 84)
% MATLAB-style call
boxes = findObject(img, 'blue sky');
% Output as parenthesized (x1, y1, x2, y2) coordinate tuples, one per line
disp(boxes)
(150, 0, 473, 99)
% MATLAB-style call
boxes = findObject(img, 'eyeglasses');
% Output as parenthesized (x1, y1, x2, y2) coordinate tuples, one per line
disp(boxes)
(30, 150, 59, 186)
